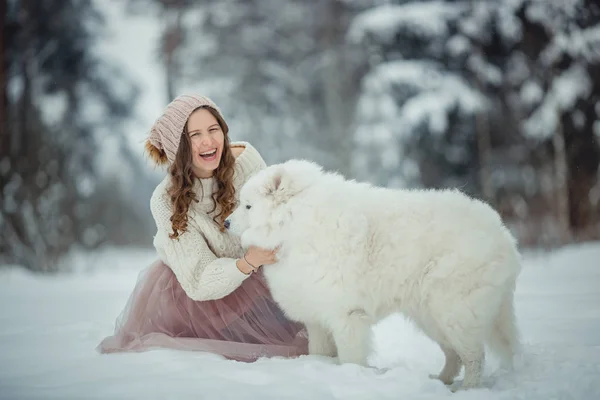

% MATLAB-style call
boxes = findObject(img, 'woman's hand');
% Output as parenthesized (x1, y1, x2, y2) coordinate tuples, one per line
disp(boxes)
(236, 245, 280, 275)
(245, 245, 279, 268)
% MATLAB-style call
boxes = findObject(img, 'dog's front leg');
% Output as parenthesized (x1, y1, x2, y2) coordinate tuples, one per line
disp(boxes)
(306, 323, 337, 357)
(329, 314, 372, 367)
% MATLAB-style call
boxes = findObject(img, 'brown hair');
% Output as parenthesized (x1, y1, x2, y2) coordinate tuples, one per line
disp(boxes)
(167, 106, 236, 239)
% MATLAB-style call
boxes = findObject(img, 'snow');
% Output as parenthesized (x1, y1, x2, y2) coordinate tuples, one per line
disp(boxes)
(526, 0, 582, 32)
(38, 93, 68, 127)
(505, 53, 531, 86)
(1, 243, 600, 399)
(496, 3, 523, 44)
(353, 60, 484, 184)
(446, 35, 471, 57)
(347, 1, 467, 44)
(356, 61, 484, 141)
(466, 54, 503, 86)
(523, 64, 592, 139)
(520, 81, 544, 106)
(542, 24, 600, 66)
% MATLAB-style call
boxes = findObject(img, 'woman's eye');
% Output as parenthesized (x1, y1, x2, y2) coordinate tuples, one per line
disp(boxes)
(246, 205, 251, 210)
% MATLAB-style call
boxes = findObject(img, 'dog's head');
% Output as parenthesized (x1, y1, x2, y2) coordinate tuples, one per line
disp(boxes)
(226, 159, 323, 248)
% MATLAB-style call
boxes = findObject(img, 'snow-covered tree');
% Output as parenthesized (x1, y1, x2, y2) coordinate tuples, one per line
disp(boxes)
(348, 0, 600, 245)
(455, 0, 600, 244)
(0, 0, 144, 271)
(348, 1, 484, 192)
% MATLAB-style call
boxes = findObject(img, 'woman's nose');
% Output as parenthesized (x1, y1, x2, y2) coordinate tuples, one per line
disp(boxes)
(201, 135, 211, 146)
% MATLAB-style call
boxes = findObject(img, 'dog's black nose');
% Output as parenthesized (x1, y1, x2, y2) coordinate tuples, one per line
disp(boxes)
(224, 219, 230, 229)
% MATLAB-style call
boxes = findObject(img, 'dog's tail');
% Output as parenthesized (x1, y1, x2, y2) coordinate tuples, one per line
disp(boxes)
(487, 281, 520, 368)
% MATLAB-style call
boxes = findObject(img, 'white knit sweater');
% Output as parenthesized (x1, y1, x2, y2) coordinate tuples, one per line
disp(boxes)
(150, 141, 266, 301)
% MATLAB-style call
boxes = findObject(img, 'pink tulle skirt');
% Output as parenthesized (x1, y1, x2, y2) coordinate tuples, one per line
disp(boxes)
(97, 260, 308, 362)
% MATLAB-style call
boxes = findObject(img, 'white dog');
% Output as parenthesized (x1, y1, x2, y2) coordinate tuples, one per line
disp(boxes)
(227, 160, 521, 391)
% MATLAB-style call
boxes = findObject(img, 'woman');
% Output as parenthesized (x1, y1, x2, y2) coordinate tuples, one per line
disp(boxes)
(97, 94, 307, 362)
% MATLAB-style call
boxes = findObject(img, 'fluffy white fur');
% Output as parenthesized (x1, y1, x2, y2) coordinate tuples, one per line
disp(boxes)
(227, 160, 521, 391)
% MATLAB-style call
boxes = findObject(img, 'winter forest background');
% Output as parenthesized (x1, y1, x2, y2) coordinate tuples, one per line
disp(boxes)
(1, 0, 599, 272)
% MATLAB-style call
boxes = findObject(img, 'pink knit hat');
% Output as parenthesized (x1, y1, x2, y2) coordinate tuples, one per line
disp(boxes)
(145, 94, 228, 165)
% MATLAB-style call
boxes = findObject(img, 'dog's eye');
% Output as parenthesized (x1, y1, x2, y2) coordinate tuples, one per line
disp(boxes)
(246, 205, 251, 210)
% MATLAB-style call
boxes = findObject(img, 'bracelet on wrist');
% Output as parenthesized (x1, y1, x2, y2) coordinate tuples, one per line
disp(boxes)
(237, 258, 253, 275)
(243, 254, 259, 273)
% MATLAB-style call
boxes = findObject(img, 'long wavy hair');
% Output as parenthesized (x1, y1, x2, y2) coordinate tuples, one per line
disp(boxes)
(167, 106, 236, 239)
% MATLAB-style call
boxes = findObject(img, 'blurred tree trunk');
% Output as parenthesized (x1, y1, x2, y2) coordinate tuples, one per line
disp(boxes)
(0, 0, 8, 260)
(17, 0, 33, 163)
(564, 94, 600, 241)
(8, 0, 33, 251)
(474, 81, 493, 202)
(322, 0, 347, 175)
(0, 0, 8, 158)
(552, 106, 571, 244)
(320, 0, 356, 177)
(162, 0, 184, 101)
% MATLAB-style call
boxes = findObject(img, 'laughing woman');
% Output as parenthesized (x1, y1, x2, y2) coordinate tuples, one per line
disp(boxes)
(97, 94, 307, 362)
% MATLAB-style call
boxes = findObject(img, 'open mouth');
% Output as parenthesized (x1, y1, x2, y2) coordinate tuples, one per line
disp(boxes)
(199, 149, 217, 162)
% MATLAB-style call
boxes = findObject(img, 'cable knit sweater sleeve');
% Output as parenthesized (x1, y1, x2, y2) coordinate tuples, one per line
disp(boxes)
(150, 142, 267, 301)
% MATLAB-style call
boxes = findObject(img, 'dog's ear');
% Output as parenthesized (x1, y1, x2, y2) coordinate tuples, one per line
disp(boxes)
(271, 173, 282, 194)
(263, 168, 287, 201)
(261, 160, 320, 204)
(261, 167, 296, 204)
(262, 168, 283, 196)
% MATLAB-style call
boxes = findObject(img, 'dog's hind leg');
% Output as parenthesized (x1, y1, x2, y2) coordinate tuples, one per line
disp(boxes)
(429, 344, 462, 385)
(306, 323, 337, 357)
(441, 332, 484, 392)
(434, 304, 486, 390)
(488, 287, 519, 368)
(329, 314, 372, 367)
(453, 345, 484, 391)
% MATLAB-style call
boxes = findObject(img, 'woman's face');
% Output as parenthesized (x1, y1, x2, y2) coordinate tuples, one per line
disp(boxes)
(186, 108, 225, 178)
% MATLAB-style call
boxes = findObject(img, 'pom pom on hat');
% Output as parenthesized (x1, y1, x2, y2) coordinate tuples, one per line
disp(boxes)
(145, 139, 168, 165)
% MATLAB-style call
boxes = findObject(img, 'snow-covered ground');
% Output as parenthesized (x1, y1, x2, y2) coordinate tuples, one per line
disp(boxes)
(0, 243, 599, 399)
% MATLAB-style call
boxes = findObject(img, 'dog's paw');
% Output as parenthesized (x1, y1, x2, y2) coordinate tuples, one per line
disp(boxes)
(308, 341, 337, 358)
(449, 382, 465, 393)
(447, 379, 479, 392)
(428, 374, 454, 385)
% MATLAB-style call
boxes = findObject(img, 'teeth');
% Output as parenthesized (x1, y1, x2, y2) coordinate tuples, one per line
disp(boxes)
(200, 149, 216, 156)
